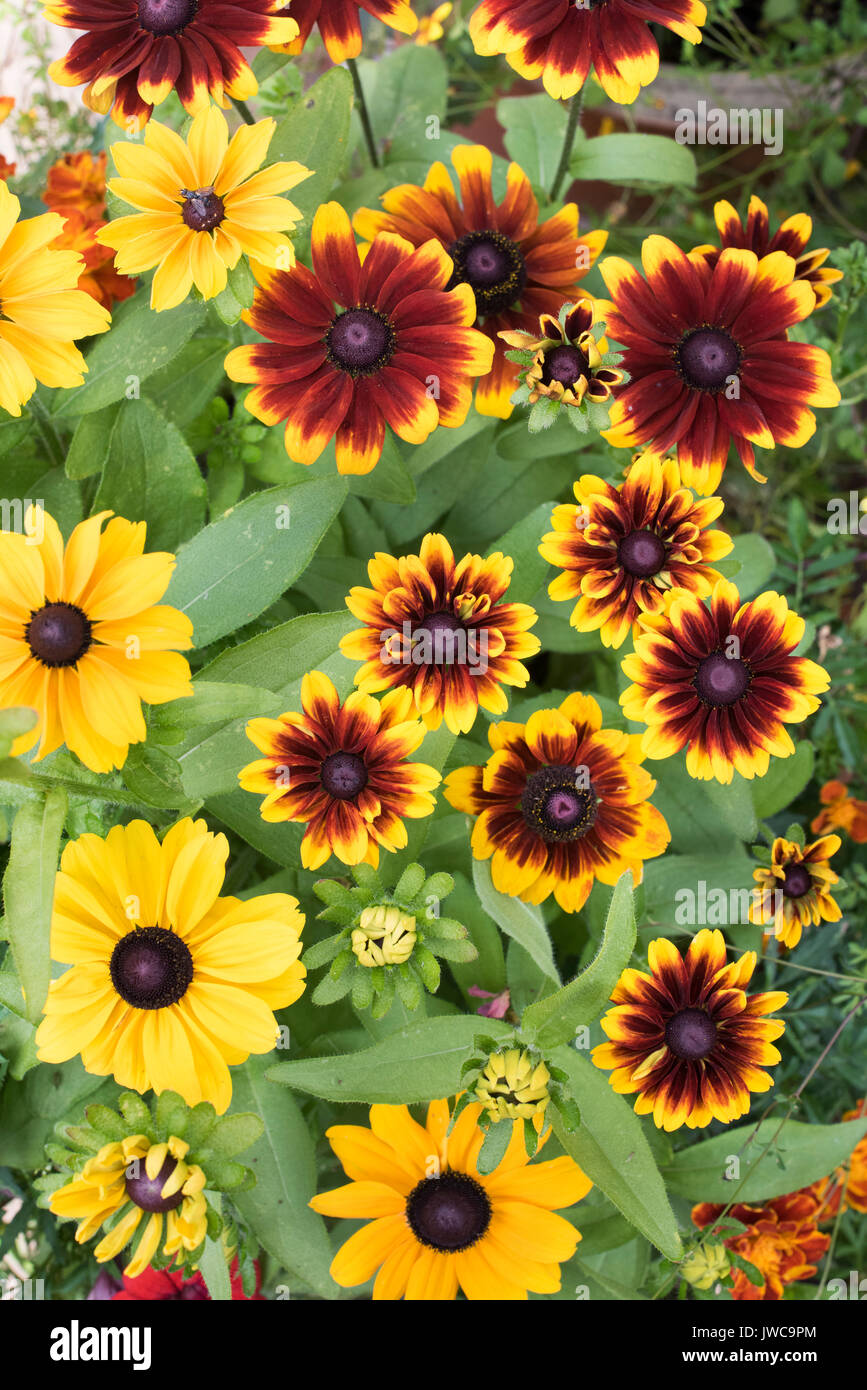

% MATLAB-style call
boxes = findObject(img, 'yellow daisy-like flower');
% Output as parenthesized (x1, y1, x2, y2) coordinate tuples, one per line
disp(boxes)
(416, 2, 452, 44)
(749, 834, 842, 949)
(49, 1134, 208, 1279)
(97, 104, 311, 313)
(309, 1099, 592, 1300)
(0, 182, 110, 416)
(35, 817, 307, 1115)
(0, 507, 192, 773)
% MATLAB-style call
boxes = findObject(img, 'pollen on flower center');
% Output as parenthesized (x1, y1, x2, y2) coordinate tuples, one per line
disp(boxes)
(125, 1155, 185, 1213)
(665, 1007, 718, 1061)
(618, 529, 667, 578)
(542, 344, 589, 387)
(406, 1171, 492, 1252)
(782, 863, 812, 898)
(694, 651, 750, 706)
(447, 230, 527, 315)
(181, 187, 225, 232)
(25, 601, 92, 668)
(521, 765, 598, 843)
(320, 750, 369, 800)
(137, 0, 199, 35)
(109, 926, 194, 1010)
(676, 327, 742, 392)
(326, 307, 396, 375)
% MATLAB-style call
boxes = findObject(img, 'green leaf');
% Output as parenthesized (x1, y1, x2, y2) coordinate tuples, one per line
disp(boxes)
(64, 402, 122, 480)
(92, 398, 207, 552)
(199, 1221, 232, 1301)
(497, 93, 567, 191)
(549, 1048, 682, 1260)
(641, 850, 756, 924)
(229, 1053, 336, 1298)
(358, 44, 448, 150)
(203, 1112, 264, 1159)
(477, 1119, 512, 1175)
(3, 790, 67, 1023)
(145, 335, 232, 430)
(269, 67, 353, 244)
(268, 1015, 510, 1103)
(152, 681, 282, 731)
(121, 744, 191, 811)
(522, 871, 635, 1049)
(0, 1059, 117, 1168)
(752, 742, 815, 819)
(472, 857, 560, 985)
(649, 752, 758, 853)
(165, 479, 347, 648)
(570, 132, 696, 187)
(663, 1116, 867, 1204)
(53, 295, 205, 417)
(716, 532, 776, 598)
(491, 501, 556, 605)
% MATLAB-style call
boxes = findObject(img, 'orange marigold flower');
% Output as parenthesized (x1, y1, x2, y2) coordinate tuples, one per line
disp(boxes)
(42, 150, 109, 221)
(692, 1189, 830, 1300)
(0, 156, 15, 183)
(50, 208, 137, 312)
(811, 779, 867, 842)
(812, 1100, 867, 1220)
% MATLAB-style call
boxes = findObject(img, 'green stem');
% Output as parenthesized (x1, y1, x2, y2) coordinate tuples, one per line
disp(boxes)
(549, 88, 586, 204)
(230, 96, 257, 126)
(28, 395, 65, 469)
(348, 58, 380, 169)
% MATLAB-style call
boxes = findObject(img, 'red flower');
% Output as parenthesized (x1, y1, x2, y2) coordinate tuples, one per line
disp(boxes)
(693, 196, 843, 309)
(113, 1260, 263, 1301)
(270, 0, 417, 63)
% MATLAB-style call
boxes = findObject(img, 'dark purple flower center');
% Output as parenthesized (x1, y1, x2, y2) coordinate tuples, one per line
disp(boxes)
(125, 1156, 185, 1214)
(541, 344, 589, 388)
(137, 0, 198, 35)
(618, 529, 667, 578)
(26, 601, 92, 668)
(521, 764, 598, 843)
(320, 751, 368, 800)
(326, 307, 395, 375)
(181, 187, 225, 232)
(419, 610, 464, 665)
(676, 328, 742, 392)
(109, 927, 194, 1010)
(782, 863, 812, 898)
(694, 652, 750, 706)
(406, 1171, 492, 1252)
(665, 1007, 718, 1061)
(447, 230, 527, 315)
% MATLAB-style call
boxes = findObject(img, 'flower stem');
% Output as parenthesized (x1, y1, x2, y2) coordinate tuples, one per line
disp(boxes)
(230, 97, 257, 126)
(348, 58, 380, 169)
(549, 88, 586, 203)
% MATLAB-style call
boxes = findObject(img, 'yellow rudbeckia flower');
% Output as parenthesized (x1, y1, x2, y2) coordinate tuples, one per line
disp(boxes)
(97, 104, 312, 312)
(0, 181, 110, 416)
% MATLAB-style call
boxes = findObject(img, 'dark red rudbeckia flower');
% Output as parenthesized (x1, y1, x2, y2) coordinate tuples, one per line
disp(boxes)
(620, 578, 830, 783)
(46, 0, 297, 129)
(113, 1259, 263, 1300)
(270, 0, 417, 63)
(225, 202, 494, 475)
(600, 236, 841, 493)
(469, 0, 706, 103)
(353, 145, 605, 419)
(693, 196, 844, 309)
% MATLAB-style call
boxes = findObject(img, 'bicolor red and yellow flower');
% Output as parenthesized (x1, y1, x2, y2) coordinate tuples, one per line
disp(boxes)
(0, 507, 193, 771)
(620, 579, 830, 783)
(468, 0, 706, 103)
(811, 779, 867, 842)
(692, 196, 843, 309)
(692, 1189, 829, 1300)
(97, 105, 310, 312)
(353, 144, 605, 418)
(749, 834, 842, 949)
(593, 929, 788, 1131)
(0, 182, 110, 416)
(269, 0, 417, 62)
(340, 532, 540, 735)
(46, 0, 298, 130)
(309, 1099, 592, 1299)
(226, 201, 493, 474)
(36, 818, 306, 1114)
(239, 671, 440, 870)
(539, 452, 732, 649)
(499, 298, 623, 411)
(444, 692, 670, 914)
(599, 236, 841, 493)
